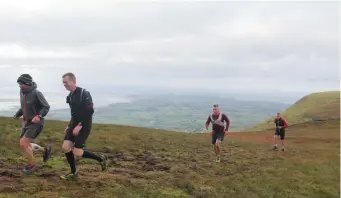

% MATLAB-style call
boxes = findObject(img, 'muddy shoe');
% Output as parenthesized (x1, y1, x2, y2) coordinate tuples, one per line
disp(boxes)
(43, 145, 52, 162)
(60, 172, 78, 180)
(23, 164, 37, 173)
(100, 155, 108, 171)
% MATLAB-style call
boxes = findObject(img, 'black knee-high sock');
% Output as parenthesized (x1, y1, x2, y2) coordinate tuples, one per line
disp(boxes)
(82, 150, 103, 162)
(65, 151, 76, 174)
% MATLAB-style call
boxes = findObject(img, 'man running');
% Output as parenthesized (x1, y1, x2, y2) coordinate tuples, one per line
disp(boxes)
(205, 104, 230, 163)
(60, 72, 108, 180)
(14, 74, 52, 172)
(273, 113, 288, 151)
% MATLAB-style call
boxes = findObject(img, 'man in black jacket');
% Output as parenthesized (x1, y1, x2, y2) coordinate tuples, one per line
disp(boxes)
(273, 113, 288, 151)
(14, 74, 52, 173)
(60, 72, 108, 180)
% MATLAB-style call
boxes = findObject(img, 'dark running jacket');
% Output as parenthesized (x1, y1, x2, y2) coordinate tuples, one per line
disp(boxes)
(274, 118, 288, 128)
(14, 82, 50, 123)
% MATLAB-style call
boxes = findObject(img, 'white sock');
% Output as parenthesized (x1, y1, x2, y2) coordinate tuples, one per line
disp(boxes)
(30, 143, 44, 152)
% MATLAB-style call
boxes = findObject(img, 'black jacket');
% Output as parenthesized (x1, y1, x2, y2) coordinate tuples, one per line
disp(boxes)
(66, 87, 94, 128)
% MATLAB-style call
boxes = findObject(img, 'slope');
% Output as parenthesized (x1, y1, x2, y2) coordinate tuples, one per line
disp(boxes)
(246, 91, 340, 132)
(0, 116, 339, 198)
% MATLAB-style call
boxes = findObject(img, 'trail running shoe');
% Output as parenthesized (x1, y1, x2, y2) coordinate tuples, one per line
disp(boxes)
(60, 172, 78, 180)
(273, 145, 278, 150)
(43, 145, 52, 162)
(282, 147, 285, 152)
(215, 156, 221, 163)
(23, 164, 37, 173)
(100, 155, 108, 171)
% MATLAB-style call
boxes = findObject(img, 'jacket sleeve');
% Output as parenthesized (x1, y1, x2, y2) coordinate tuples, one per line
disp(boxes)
(65, 96, 73, 128)
(205, 115, 211, 126)
(83, 90, 94, 116)
(80, 90, 94, 125)
(36, 91, 50, 117)
(14, 108, 23, 118)
(283, 119, 288, 128)
(223, 114, 230, 131)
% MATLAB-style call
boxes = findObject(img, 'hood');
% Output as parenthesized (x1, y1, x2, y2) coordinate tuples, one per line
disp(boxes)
(21, 82, 37, 93)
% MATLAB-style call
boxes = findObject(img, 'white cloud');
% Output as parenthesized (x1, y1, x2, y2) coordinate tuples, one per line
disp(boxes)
(0, 1, 338, 95)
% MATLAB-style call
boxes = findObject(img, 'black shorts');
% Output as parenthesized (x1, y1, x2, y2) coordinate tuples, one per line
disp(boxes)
(20, 122, 43, 139)
(275, 128, 285, 140)
(64, 123, 92, 148)
(212, 131, 225, 144)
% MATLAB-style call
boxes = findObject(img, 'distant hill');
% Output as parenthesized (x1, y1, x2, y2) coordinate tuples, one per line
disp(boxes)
(0, 94, 290, 132)
(246, 91, 340, 131)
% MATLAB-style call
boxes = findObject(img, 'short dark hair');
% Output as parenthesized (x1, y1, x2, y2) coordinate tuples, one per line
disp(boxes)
(213, 104, 219, 108)
(62, 72, 76, 81)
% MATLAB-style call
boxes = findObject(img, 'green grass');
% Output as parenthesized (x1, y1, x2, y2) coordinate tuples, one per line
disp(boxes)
(248, 91, 340, 131)
(0, 117, 339, 198)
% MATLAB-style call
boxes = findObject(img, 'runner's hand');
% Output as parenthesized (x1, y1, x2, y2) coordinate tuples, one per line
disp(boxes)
(31, 115, 40, 123)
(64, 126, 69, 134)
(73, 123, 82, 136)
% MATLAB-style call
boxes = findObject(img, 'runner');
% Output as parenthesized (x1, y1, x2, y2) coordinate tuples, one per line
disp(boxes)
(14, 74, 52, 173)
(273, 113, 288, 151)
(60, 72, 108, 180)
(205, 104, 230, 163)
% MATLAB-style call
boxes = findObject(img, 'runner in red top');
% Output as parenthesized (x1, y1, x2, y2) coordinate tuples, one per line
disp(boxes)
(273, 113, 288, 151)
(205, 104, 230, 163)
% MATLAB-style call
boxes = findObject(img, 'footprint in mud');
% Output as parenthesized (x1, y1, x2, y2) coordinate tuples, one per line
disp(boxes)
(39, 172, 58, 178)
(0, 170, 21, 178)
(104, 151, 172, 172)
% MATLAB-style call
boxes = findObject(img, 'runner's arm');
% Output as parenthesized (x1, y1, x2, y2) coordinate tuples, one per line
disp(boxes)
(223, 114, 230, 132)
(67, 117, 73, 128)
(283, 119, 288, 128)
(14, 108, 23, 118)
(205, 116, 211, 129)
(79, 90, 94, 125)
(36, 91, 50, 117)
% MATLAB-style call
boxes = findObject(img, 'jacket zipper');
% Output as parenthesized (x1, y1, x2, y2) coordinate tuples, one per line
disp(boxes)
(23, 93, 27, 121)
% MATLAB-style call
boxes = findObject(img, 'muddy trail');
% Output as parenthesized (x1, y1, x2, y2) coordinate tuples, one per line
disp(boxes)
(0, 150, 172, 194)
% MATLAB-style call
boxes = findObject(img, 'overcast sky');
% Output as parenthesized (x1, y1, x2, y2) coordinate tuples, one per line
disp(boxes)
(0, 0, 339, 94)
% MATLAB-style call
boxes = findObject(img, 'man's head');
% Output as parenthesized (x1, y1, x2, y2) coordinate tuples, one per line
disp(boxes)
(62, 72, 77, 92)
(276, 113, 281, 119)
(17, 74, 32, 89)
(213, 104, 220, 115)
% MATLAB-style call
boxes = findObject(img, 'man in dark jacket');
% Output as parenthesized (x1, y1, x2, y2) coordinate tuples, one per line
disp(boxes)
(205, 104, 230, 163)
(14, 74, 52, 172)
(273, 113, 288, 151)
(60, 72, 108, 180)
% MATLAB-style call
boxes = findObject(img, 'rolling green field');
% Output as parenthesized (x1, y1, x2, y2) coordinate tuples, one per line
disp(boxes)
(0, 91, 339, 197)
(0, 117, 339, 198)
(48, 94, 289, 132)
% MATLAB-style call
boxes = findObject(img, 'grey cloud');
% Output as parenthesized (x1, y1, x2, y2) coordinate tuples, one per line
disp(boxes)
(0, 1, 339, 93)
(0, 2, 234, 46)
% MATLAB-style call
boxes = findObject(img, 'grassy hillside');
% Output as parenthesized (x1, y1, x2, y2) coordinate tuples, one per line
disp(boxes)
(246, 91, 340, 131)
(0, 117, 339, 198)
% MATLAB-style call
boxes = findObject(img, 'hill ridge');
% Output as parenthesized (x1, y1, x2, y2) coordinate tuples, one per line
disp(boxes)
(246, 90, 340, 131)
